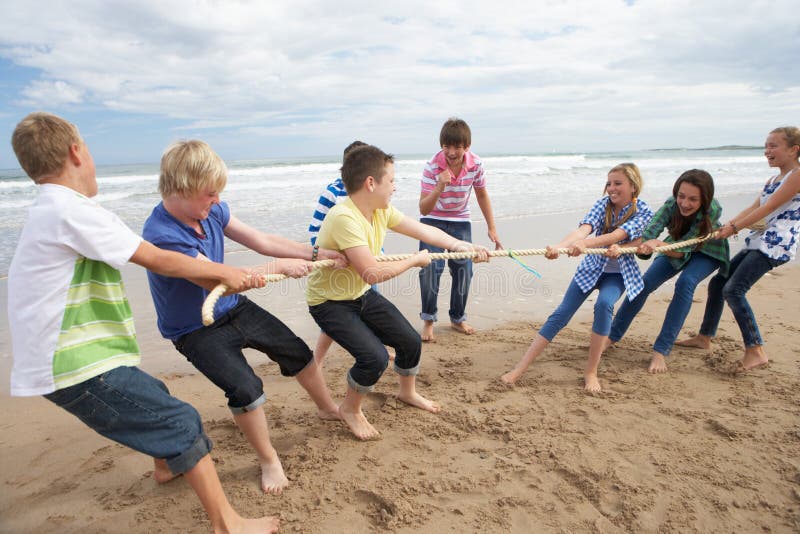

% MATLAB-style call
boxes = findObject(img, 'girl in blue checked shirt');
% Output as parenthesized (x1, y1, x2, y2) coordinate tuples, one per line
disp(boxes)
(502, 163, 653, 392)
(604, 169, 729, 374)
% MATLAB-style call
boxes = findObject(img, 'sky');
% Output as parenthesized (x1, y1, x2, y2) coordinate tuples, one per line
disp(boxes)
(0, 0, 798, 167)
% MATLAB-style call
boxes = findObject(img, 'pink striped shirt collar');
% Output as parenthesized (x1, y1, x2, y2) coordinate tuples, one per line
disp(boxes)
(432, 149, 478, 178)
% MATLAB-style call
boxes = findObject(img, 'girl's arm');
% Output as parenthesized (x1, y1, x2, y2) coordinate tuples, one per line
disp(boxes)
(568, 227, 628, 255)
(637, 239, 683, 258)
(721, 172, 800, 238)
(544, 224, 594, 259)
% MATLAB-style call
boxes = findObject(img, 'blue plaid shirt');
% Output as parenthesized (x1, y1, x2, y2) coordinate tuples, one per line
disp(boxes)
(572, 196, 653, 301)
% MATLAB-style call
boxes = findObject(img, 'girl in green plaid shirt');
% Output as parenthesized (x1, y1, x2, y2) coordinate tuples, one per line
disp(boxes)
(604, 169, 729, 373)
(677, 127, 800, 371)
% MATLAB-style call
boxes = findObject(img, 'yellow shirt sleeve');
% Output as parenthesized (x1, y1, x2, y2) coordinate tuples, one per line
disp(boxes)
(306, 201, 404, 305)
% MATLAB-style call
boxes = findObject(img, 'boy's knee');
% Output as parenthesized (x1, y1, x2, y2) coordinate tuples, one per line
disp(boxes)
(348, 353, 389, 392)
(166, 432, 213, 474)
(225, 376, 264, 411)
(395, 330, 422, 360)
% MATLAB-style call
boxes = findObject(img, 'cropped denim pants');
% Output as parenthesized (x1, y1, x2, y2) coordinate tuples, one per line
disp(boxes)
(44, 366, 211, 474)
(609, 253, 721, 356)
(539, 273, 625, 341)
(698, 249, 787, 347)
(418, 218, 472, 324)
(309, 289, 421, 393)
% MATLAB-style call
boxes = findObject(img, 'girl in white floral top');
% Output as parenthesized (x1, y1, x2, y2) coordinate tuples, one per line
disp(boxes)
(677, 126, 800, 371)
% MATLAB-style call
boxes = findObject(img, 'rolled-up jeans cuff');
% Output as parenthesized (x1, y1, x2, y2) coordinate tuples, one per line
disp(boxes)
(347, 371, 375, 394)
(166, 433, 213, 474)
(229, 392, 266, 415)
(450, 314, 467, 324)
(394, 363, 420, 377)
(419, 312, 437, 322)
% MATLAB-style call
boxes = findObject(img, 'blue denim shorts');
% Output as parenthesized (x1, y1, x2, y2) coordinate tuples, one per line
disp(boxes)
(174, 297, 313, 413)
(44, 365, 212, 474)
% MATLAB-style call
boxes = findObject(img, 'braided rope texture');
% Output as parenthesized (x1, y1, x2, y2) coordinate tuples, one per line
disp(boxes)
(201, 233, 715, 325)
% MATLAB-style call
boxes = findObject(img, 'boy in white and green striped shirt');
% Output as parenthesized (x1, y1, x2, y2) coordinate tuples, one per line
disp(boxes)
(7, 112, 279, 533)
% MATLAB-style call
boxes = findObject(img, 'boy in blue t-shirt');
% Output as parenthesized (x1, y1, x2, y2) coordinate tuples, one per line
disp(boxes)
(144, 139, 346, 495)
(8, 112, 278, 532)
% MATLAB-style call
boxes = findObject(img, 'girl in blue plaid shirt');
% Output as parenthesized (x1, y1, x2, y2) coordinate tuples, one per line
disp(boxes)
(502, 163, 653, 392)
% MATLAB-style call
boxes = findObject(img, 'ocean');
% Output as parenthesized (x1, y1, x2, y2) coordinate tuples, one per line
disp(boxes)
(0, 147, 768, 277)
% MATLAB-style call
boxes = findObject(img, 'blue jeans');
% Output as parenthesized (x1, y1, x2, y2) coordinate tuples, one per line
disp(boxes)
(418, 218, 472, 324)
(309, 289, 421, 393)
(610, 253, 721, 356)
(699, 249, 787, 347)
(539, 273, 625, 341)
(174, 297, 313, 414)
(44, 366, 212, 474)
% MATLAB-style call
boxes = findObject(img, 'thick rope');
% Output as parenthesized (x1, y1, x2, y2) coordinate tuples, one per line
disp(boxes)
(201, 233, 716, 325)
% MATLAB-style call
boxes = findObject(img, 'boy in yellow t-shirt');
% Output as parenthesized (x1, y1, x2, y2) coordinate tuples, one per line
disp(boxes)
(306, 144, 489, 440)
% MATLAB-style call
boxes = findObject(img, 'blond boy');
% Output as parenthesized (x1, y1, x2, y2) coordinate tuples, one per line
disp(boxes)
(8, 112, 278, 533)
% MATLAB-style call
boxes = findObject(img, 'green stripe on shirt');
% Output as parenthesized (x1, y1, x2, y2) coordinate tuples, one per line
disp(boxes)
(53, 258, 140, 384)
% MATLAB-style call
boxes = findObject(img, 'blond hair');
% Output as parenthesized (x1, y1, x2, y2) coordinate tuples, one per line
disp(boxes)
(11, 112, 82, 182)
(159, 140, 227, 197)
(770, 126, 800, 160)
(602, 162, 644, 233)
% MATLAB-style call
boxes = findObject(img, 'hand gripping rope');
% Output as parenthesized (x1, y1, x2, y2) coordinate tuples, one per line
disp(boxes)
(200, 234, 716, 326)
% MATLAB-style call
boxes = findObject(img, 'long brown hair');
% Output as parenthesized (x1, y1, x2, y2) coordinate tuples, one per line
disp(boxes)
(601, 162, 643, 234)
(668, 169, 714, 240)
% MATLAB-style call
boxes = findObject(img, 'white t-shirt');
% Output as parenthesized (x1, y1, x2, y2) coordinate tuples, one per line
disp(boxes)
(8, 184, 142, 396)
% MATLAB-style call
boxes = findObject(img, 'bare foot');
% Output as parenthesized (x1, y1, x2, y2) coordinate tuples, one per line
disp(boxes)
(584, 373, 602, 393)
(738, 345, 769, 371)
(260, 460, 289, 495)
(236, 516, 280, 534)
(338, 406, 380, 440)
(648, 352, 668, 373)
(675, 334, 712, 349)
(422, 320, 435, 342)
(152, 458, 180, 484)
(451, 321, 475, 335)
(500, 369, 521, 385)
(317, 407, 342, 421)
(397, 391, 442, 413)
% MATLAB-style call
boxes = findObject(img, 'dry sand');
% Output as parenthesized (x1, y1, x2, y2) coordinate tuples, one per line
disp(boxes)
(2, 212, 799, 533)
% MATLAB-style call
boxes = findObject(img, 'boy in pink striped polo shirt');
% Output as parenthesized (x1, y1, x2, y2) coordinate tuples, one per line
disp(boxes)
(418, 117, 503, 342)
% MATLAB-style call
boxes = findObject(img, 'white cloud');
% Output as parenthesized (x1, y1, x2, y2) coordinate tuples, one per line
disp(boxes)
(19, 79, 84, 106)
(1, 0, 798, 156)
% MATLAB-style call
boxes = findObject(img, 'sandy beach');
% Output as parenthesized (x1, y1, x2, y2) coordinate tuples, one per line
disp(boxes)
(2, 206, 799, 533)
